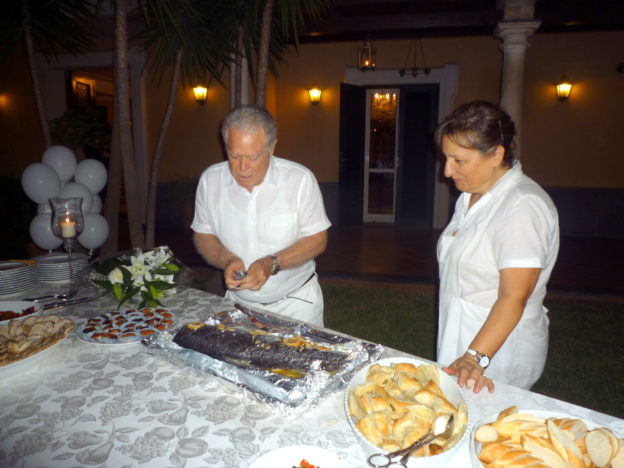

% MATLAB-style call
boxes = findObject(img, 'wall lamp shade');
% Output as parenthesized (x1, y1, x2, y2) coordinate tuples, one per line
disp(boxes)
(556, 76, 572, 101)
(308, 87, 322, 105)
(193, 86, 208, 104)
(358, 39, 376, 71)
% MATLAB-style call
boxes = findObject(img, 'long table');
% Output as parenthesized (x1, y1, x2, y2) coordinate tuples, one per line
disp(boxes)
(1, 286, 622, 467)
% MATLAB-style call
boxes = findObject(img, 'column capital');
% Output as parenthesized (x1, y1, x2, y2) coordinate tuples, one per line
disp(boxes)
(495, 20, 541, 48)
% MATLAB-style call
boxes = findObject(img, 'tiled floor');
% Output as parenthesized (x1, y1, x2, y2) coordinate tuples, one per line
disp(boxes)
(156, 224, 623, 298)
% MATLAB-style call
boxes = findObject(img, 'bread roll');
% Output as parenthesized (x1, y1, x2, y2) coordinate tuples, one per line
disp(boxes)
(585, 428, 614, 467)
(475, 423, 499, 444)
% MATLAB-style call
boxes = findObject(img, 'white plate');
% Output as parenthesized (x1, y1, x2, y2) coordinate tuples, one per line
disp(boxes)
(249, 445, 349, 468)
(469, 409, 623, 468)
(34, 252, 88, 265)
(76, 308, 176, 345)
(0, 334, 67, 379)
(345, 357, 470, 468)
(0, 301, 43, 323)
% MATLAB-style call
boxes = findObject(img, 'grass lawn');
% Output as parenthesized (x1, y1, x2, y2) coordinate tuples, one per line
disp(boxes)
(322, 280, 624, 419)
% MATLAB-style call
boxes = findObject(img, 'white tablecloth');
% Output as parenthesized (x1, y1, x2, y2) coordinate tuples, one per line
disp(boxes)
(1, 286, 622, 468)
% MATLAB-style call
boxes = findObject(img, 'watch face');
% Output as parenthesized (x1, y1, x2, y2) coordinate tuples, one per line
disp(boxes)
(479, 355, 490, 368)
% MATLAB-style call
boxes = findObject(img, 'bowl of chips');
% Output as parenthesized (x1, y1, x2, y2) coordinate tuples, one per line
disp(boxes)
(344, 357, 469, 467)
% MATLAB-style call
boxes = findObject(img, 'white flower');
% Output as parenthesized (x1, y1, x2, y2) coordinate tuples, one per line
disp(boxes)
(108, 268, 124, 284)
(129, 255, 147, 282)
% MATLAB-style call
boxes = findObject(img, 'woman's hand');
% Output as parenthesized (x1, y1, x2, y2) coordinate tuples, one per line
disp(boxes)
(442, 354, 495, 393)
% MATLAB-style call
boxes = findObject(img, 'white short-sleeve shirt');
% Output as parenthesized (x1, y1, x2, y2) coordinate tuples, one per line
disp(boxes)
(440, 162, 560, 309)
(191, 156, 331, 304)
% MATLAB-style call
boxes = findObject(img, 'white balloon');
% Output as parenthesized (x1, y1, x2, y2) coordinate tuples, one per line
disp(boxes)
(21, 163, 61, 204)
(78, 214, 109, 250)
(90, 193, 102, 214)
(42, 145, 77, 183)
(59, 182, 93, 214)
(29, 213, 63, 251)
(74, 159, 108, 193)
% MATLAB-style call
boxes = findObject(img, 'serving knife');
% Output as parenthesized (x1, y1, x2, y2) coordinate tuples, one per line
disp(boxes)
(43, 295, 102, 310)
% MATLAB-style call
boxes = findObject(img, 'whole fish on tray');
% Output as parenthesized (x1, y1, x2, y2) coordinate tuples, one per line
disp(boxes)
(172, 322, 349, 378)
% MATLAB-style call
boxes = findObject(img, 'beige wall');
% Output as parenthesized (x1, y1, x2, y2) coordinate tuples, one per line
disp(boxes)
(522, 31, 624, 188)
(2, 29, 623, 192)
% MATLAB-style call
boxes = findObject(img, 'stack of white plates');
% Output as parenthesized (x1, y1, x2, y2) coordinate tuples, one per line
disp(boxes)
(0, 260, 37, 296)
(34, 253, 89, 283)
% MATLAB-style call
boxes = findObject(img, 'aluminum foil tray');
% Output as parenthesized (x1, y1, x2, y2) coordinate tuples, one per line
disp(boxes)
(143, 305, 383, 410)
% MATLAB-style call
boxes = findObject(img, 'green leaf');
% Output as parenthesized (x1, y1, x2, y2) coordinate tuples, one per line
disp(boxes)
(164, 262, 181, 272)
(148, 280, 177, 290)
(93, 279, 113, 292)
(120, 267, 133, 284)
(112, 283, 124, 301)
(152, 267, 175, 275)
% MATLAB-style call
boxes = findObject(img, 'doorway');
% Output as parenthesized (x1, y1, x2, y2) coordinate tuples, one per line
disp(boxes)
(340, 82, 440, 228)
(339, 65, 458, 229)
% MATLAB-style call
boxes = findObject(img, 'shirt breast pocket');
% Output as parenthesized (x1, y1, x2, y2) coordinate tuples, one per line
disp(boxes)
(259, 213, 298, 249)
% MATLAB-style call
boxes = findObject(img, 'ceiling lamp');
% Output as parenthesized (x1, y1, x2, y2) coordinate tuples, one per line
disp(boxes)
(358, 39, 376, 71)
(193, 85, 208, 104)
(308, 86, 322, 105)
(556, 76, 572, 101)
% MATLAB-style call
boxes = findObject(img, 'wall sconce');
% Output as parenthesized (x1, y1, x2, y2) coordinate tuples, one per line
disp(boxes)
(308, 86, 322, 105)
(193, 85, 208, 104)
(556, 76, 572, 101)
(358, 39, 376, 71)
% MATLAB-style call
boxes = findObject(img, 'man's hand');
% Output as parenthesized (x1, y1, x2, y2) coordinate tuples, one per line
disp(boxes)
(224, 259, 247, 290)
(235, 256, 273, 291)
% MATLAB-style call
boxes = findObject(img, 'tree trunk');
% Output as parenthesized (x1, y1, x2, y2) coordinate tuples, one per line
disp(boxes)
(255, 0, 274, 108)
(102, 120, 121, 255)
(234, 25, 244, 107)
(114, 0, 145, 248)
(21, 1, 51, 148)
(145, 47, 183, 249)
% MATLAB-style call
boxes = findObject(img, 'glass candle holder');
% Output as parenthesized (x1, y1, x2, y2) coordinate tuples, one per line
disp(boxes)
(50, 197, 84, 283)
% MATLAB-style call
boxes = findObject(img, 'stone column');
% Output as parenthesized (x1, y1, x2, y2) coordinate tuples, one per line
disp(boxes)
(495, 20, 541, 157)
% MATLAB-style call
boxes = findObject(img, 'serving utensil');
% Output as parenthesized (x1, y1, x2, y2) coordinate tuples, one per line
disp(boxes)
(43, 294, 102, 310)
(23, 290, 78, 302)
(367, 414, 455, 467)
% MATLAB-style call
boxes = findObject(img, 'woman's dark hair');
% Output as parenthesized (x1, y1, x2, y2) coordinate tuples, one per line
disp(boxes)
(435, 100, 516, 167)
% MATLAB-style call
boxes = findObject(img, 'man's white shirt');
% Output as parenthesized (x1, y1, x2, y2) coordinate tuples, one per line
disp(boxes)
(192, 156, 331, 304)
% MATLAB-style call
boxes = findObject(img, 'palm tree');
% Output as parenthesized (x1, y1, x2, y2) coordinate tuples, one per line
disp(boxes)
(0, 0, 98, 148)
(139, 0, 237, 247)
(254, 0, 331, 106)
(227, 0, 331, 107)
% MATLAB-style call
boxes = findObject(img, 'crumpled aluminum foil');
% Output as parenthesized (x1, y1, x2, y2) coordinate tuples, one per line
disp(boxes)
(142, 306, 383, 417)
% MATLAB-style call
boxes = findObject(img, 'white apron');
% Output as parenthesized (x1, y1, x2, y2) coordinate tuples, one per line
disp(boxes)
(436, 175, 550, 390)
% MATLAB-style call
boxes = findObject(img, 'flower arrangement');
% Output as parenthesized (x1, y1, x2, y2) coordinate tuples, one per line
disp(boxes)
(91, 246, 181, 309)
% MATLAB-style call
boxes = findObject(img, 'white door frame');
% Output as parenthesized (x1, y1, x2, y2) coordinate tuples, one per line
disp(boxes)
(345, 64, 458, 229)
(363, 88, 400, 223)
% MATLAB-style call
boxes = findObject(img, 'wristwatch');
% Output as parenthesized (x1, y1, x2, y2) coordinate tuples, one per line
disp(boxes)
(466, 348, 491, 369)
(269, 255, 280, 275)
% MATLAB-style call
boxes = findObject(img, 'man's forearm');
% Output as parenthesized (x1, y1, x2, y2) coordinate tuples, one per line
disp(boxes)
(192, 232, 239, 270)
(272, 230, 328, 271)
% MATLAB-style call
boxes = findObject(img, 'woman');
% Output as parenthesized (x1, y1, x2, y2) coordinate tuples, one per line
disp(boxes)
(435, 100, 559, 393)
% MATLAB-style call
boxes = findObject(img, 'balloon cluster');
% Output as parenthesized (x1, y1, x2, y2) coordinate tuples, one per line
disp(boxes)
(21, 145, 110, 252)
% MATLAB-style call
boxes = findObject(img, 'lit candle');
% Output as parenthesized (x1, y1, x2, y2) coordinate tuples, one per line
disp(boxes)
(60, 217, 76, 238)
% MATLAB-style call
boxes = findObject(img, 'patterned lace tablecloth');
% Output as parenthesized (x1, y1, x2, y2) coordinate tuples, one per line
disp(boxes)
(1, 287, 622, 468)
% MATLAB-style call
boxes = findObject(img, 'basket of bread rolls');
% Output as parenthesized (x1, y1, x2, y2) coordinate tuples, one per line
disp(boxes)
(345, 357, 469, 467)
(470, 405, 624, 468)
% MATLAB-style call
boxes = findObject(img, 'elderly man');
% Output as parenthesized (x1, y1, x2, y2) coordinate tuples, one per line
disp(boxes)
(191, 105, 331, 327)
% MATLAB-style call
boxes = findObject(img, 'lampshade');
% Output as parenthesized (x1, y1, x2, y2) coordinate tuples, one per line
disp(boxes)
(193, 86, 208, 104)
(308, 87, 322, 105)
(556, 76, 572, 101)
(358, 39, 376, 71)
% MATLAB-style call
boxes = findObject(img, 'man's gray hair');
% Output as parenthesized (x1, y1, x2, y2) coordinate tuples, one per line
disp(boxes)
(221, 105, 277, 151)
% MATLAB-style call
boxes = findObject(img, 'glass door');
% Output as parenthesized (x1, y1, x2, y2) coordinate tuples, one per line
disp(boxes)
(363, 89, 399, 222)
